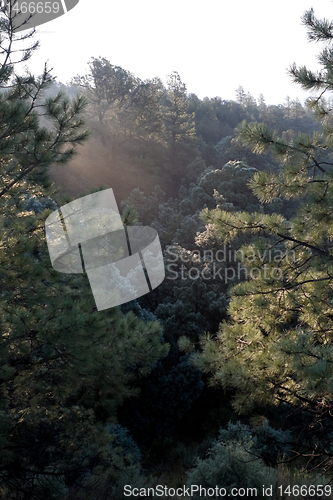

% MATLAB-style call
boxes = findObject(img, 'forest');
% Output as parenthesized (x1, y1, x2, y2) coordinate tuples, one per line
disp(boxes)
(1, 2, 333, 499)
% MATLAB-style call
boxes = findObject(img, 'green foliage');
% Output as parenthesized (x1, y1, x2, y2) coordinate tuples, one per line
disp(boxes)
(72, 60, 200, 197)
(9, 2, 333, 487)
(163, 71, 197, 166)
(187, 422, 277, 499)
(189, 5, 333, 471)
(217, 421, 292, 466)
(120, 185, 165, 225)
(55, 60, 319, 200)
(164, 72, 196, 141)
(302, 8, 333, 43)
(0, 11, 169, 498)
(198, 160, 261, 211)
(100, 424, 144, 500)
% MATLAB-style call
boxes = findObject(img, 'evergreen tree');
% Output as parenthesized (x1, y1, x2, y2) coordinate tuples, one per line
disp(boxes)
(164, 71, 196, 147)
(235, 85, 246, 105)
(185, 7, 333, 471)
(162, 71, 197, 183)
(0, 4, 168, 497)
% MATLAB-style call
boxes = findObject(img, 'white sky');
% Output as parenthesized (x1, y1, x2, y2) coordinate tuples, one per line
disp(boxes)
(21, 0, 333, 105)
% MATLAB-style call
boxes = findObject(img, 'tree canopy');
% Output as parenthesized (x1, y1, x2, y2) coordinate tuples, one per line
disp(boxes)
(186, 6, 333, 472)
(4, 1, 333, 495)
(0, 3, 168, 497)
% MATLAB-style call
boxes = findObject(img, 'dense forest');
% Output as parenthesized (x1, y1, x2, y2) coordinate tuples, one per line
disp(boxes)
(2, 2, 333, 499)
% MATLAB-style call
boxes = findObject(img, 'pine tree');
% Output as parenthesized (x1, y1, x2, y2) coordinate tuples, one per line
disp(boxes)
(186, 7, 333, 471)
(235, 85, 246, 105)
(162, 71, 197, 183)
(164, 72, 196, 148)
(0, 3, 168, 496)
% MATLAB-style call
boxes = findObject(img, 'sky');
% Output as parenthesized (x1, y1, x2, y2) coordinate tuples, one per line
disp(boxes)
(18, 0, 333, 105)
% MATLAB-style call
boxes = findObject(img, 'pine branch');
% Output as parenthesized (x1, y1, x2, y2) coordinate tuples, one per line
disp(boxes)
(302, 8, 333, 43)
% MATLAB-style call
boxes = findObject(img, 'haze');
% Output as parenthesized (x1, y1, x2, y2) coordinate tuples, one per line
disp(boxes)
(24, 0, 333, 105)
